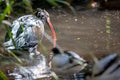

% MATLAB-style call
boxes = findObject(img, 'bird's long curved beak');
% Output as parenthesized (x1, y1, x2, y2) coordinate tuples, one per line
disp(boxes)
(46, 17, 57, 48)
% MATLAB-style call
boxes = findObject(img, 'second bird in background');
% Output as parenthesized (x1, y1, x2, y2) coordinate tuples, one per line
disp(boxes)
(50, 47, 87, 76)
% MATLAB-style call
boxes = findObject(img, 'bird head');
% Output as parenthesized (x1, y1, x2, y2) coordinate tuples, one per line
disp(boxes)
(51, 47, 61, 55)
(35, 8, 57, 48)
(35, 8, 49, 23)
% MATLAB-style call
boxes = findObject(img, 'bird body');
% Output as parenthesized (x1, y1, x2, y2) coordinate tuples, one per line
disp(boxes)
(51, 48, 87, 75)
(52, 53, 70, 68)
(4, 8, 57, 54)
(4, 15, 44, 50)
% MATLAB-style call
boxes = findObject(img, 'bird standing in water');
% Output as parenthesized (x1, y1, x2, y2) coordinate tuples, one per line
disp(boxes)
(50, 47, 87, 75)
(4, 8, 57, 55)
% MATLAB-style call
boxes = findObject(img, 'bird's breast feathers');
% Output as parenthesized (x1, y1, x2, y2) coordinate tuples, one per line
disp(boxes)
(52, 54, 70, 67)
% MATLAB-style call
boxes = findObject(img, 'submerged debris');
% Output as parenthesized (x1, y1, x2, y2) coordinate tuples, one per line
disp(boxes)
(8, 53, 52, 80)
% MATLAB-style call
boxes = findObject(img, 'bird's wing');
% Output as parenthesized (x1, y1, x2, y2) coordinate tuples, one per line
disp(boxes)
(4, 15, 44, 50)
(14, 27, 39, 49)
(68, 51, 86, 62)
(4, 20, 21, 49)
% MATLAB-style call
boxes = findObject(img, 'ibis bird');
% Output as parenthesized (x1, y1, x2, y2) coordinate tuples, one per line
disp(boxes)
(4, 8, 57, 55)
(50, 47, 87, 75)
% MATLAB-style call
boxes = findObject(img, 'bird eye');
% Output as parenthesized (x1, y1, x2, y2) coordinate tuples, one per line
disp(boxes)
(39, 12, 45, 19)
(41, 14, 44, 18)
(37, 12, 41, 18)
